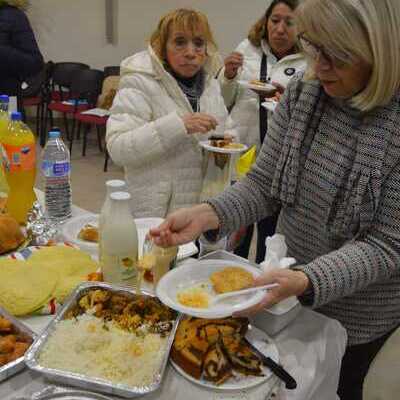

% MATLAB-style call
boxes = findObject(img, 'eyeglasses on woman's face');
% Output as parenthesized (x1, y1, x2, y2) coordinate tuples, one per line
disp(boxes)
(298, 34, 350, 69)
(169, 35, 207, 54)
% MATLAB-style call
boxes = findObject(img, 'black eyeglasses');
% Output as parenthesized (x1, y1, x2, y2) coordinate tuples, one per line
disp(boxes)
(298, 34, 350, 68)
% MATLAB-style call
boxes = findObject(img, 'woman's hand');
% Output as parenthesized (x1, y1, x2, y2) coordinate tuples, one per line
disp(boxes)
(233, 269, 310, 317)
(149, 204, 220, 247)
(224, 52, 244, 80)
(183, 113, 218, 134)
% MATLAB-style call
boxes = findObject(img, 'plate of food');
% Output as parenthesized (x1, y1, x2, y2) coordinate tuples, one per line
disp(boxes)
(156, 259, 265, 319)
(0, 213, 30, 257)
(238, 80, 278, 95)
(25, 282, 179, 398)
(61, 215, 198, 260)
(170, 316, 279, 391)
(200, 137, 248, 155)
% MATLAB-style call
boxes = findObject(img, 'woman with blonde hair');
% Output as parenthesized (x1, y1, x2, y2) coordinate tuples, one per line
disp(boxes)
(151, 1, 400, 398)
(219, 0, 307, 262)
(107, 9, 231, 218)
(0, 0, 43, 96)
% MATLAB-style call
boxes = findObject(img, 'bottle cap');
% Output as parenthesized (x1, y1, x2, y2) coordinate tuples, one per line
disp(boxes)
(0, 95, 9, 103)
(49, 130, 61, 139)
(106, 179, 126, 188)
(10, 111, 22, 121)
(110, 191, 131, 201)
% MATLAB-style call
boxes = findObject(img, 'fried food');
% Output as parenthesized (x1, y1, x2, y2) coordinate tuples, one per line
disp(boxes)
(0, 214, 25, 254)
(77, 224, 99, 243)
(249, 79, 268, 87)
(0, 315, 32, 367)
(210, 267, 254, 294)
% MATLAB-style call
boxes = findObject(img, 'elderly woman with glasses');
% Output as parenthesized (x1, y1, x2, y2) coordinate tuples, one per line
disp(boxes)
(151, 1, 400, 398)
(107, 9, 230, 218)
(218, 0, 307, 263)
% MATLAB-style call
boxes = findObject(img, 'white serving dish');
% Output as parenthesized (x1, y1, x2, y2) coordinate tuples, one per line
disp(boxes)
(61, 215, 198, 260)
(156, 259, 264, 319)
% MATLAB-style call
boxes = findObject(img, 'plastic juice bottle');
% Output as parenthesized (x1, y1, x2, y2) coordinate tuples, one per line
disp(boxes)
(101, 191, 139, 287)
(0, 95, 9, 142)
(2, 112, 36, 224)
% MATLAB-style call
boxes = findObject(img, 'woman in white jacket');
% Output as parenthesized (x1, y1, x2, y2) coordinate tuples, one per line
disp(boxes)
(218, 0, 307, 262)
(107, 9, 229, 218)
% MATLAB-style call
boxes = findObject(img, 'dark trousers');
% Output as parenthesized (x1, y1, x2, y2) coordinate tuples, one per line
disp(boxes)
(338, 329, 395, 400)
(234, 212, 279, 263)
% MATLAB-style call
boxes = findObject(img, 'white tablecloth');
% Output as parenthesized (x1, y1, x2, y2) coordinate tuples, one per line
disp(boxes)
(2, 195, 347, 400)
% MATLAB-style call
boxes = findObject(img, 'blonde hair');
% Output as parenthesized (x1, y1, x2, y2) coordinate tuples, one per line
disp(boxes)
(248, 0, 299, 47)
(1, 0, 29, 9)
(296, 0, 400, 111)
(150, 8, 218, 63)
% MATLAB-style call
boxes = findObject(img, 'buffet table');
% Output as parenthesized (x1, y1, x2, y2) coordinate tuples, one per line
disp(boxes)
(2, 198, 347, 400)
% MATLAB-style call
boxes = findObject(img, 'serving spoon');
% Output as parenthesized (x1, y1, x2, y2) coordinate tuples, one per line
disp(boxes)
(209, 283, 279, 306)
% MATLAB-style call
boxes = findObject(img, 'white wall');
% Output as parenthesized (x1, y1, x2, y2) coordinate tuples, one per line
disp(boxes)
(27, 0, 269, 69)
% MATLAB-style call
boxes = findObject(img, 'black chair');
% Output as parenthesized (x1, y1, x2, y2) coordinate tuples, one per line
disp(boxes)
(103, 65, 120, 78)
(46, 62, 90, 140)
(20, 61, 54, 144)
(68, 69, 105, 155)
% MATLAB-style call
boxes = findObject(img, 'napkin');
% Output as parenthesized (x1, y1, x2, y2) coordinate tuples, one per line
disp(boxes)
(260, 234, 298, 313)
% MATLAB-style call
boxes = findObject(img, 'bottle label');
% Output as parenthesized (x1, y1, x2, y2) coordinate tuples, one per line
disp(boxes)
(3, 143, 35, 173)
(119, 256, 137, 280)
(41, 161, 70, 177)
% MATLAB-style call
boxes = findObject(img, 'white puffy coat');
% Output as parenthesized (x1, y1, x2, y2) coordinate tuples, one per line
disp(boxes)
(106, 46, 230, 218)
(219, 39, 307, 150)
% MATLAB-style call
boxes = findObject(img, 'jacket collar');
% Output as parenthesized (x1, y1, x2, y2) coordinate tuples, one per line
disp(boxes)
(261, 39, 304, 63)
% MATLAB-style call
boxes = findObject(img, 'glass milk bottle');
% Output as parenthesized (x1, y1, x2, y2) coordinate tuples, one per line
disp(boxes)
(98, 179, 126, 265)
(101, 191, 138, 287)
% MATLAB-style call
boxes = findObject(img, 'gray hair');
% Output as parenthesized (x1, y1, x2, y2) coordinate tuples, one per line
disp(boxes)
(296, 0, 400, 111)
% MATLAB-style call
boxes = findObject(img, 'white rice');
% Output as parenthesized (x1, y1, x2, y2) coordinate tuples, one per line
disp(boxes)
(38, 314, 168, 387)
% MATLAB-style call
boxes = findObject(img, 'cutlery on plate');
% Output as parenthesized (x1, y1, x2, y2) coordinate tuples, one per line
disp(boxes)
(210, 283, 279, 306)
(244, 338, 297, 390)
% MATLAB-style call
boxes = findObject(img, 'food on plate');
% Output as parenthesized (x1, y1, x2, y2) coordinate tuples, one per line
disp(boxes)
(0, 214, 26, 254)
(210, 267, 254, 294)
(0, 246, 100, 315)
(171, 317, 263, 385)
(77, 223, 99, 243)
(0, 315, 32, 366)
(177, 286, 210, 308)
(39, 289, 176, 387)
(0, 261, 59, 316)
(249, 79, 269, 87)
(209, 136, 244, 150)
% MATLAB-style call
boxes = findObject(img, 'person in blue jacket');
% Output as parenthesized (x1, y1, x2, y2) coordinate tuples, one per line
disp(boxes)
(0, 0, 43, 96)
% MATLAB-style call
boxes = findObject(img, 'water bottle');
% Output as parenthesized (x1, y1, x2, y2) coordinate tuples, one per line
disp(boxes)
(41, 130, 72, 223)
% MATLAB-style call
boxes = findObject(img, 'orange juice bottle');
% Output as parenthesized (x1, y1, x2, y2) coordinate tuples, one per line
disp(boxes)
(2, 112, 36, 224)
(0, 95, 9, 142)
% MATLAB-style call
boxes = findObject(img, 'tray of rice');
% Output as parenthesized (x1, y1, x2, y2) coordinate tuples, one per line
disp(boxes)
(0, 305, 35, 382)
(25, 282, 179, 398)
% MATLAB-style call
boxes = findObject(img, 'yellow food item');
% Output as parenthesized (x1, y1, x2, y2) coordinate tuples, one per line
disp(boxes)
(210, 267, 254, 294)
(177, 287, 210, 308)
(0, 262, 58, 316)
(0, 246, 99, 315)
(77, 224, 99, 243)
(249, 79, 267, 87)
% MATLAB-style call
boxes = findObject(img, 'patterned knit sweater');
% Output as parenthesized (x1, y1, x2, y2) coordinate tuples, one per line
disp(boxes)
(207, 75, 400, 345)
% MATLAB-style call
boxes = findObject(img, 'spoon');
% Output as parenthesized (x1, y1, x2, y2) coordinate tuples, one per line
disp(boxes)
(210, 283, 279, 306)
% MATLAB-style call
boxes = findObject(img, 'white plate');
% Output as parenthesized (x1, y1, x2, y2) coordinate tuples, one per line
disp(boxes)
(262, 100, 278, 112)
(238, 80, 277, 94)
(199, 141, 248, 154)
(171, 324, 279, 391)
(61, 215, 198, 260)
(156, 259, 264, 318)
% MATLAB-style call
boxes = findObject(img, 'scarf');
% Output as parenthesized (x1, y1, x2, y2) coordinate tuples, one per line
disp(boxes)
(270, 79, 398, 237)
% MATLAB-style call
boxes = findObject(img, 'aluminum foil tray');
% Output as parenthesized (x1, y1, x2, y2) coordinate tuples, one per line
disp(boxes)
(25, 281, 180, 398)
(0, 305, 36, 382)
